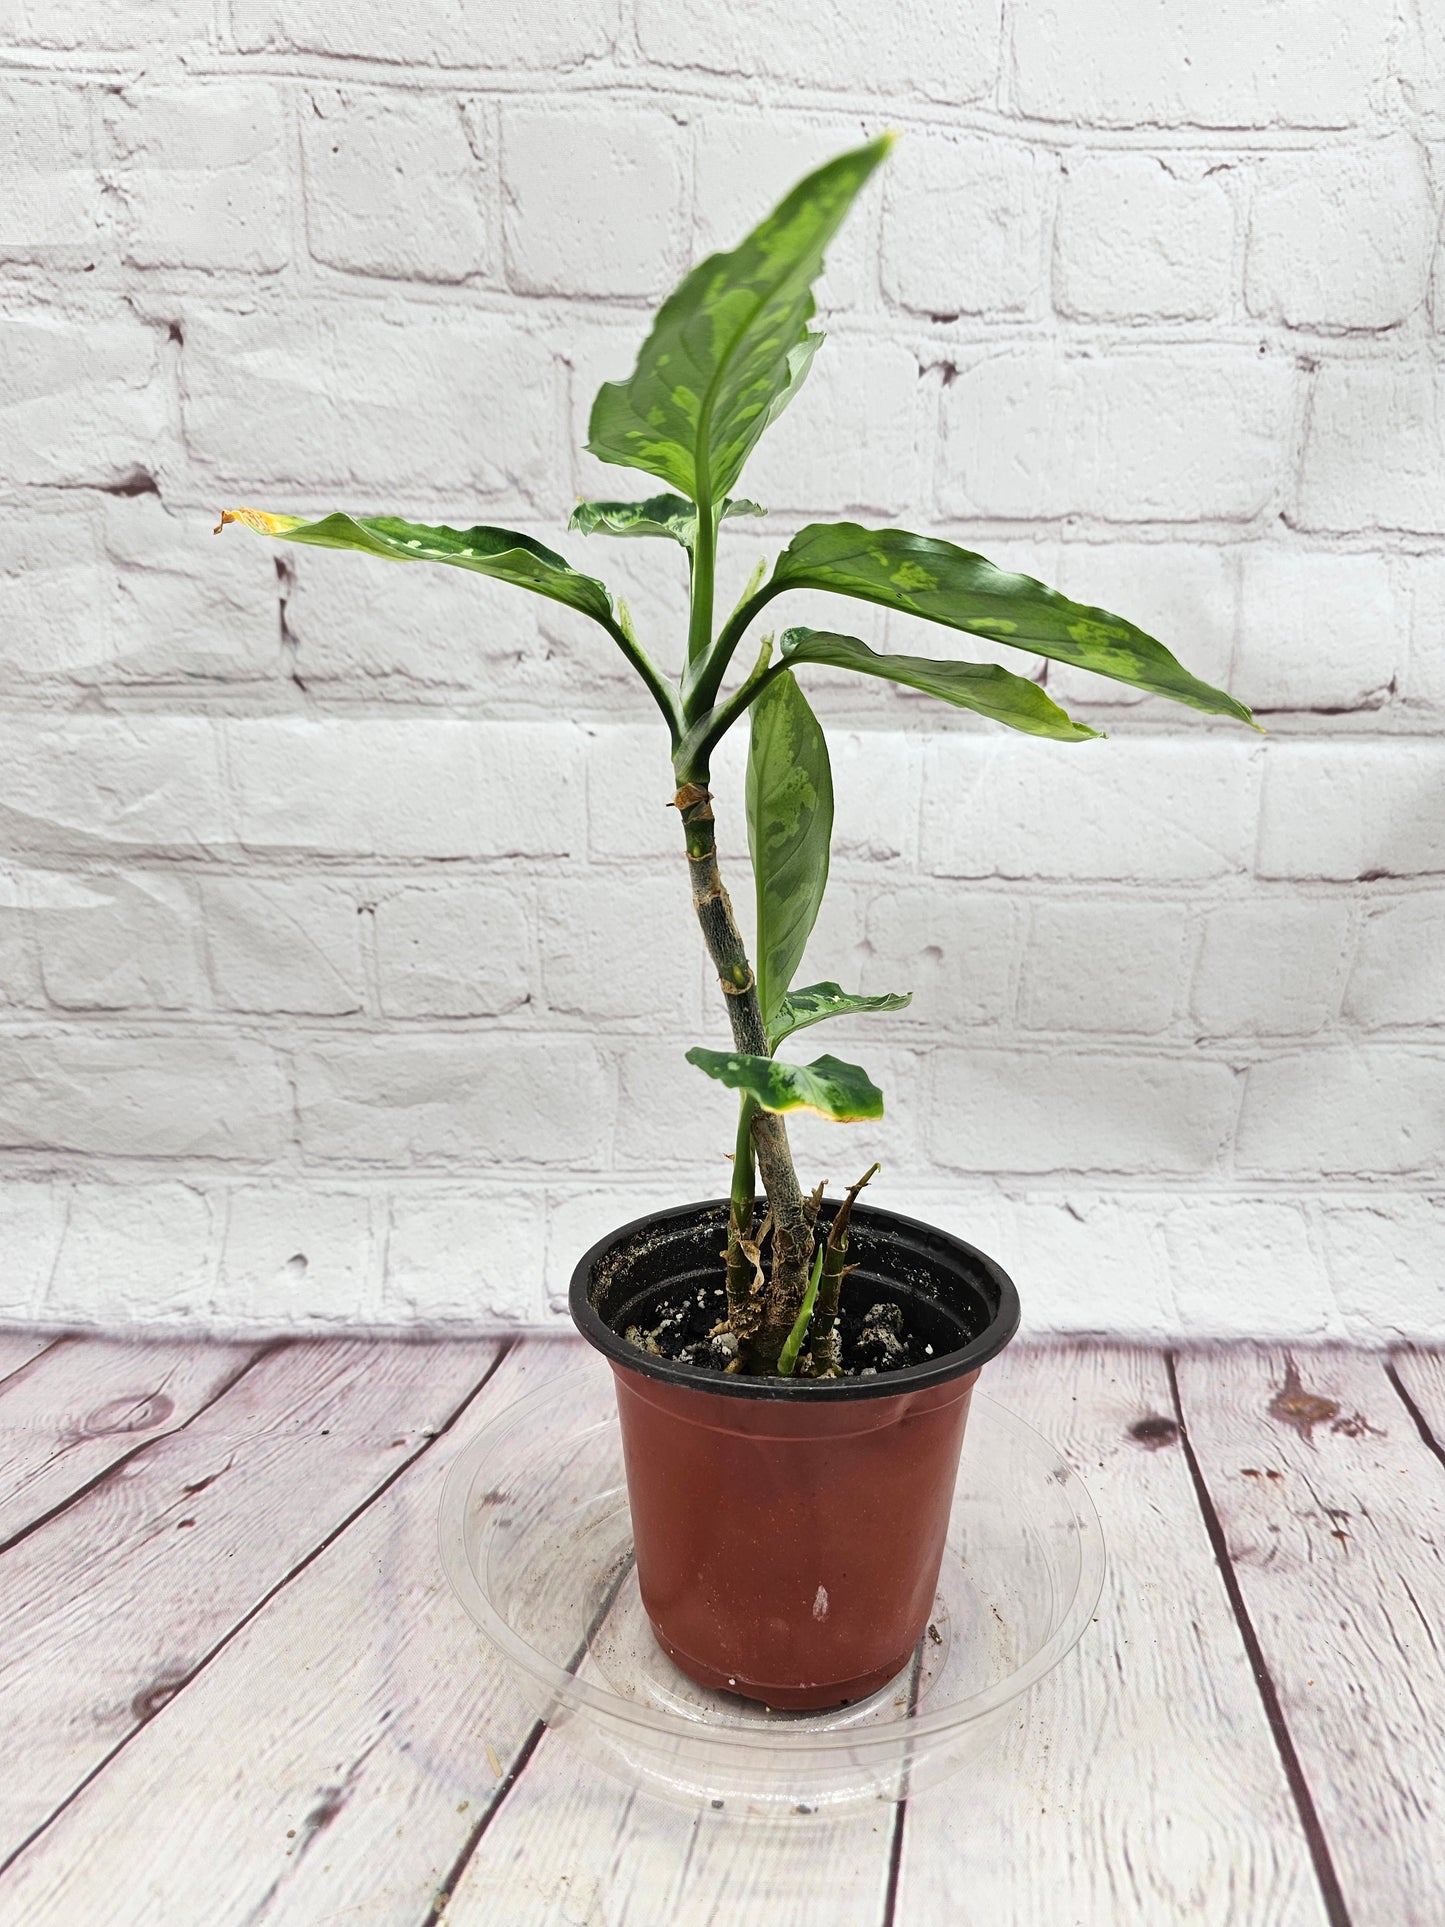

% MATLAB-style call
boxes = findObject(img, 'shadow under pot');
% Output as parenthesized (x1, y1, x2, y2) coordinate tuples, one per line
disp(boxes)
(569, 1196, 1021, 1712)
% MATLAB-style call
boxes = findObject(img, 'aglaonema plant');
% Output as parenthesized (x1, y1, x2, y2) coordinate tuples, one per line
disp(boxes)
(218, 135, 1256, 1379)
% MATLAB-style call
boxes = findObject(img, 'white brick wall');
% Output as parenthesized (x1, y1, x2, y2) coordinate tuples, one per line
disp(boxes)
(0, 3, 1439, 1344)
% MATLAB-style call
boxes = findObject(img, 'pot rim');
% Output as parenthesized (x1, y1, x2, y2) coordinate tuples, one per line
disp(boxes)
(568, 1195, 1020, 1400)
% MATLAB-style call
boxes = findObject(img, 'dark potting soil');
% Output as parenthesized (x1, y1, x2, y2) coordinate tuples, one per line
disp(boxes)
(622, 1271, 934, 1379)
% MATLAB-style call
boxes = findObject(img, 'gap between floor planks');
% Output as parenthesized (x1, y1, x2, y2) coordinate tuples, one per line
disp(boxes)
(0, 1338, 1438, 1926)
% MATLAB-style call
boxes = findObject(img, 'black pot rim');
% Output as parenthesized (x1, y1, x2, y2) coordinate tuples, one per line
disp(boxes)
(568, 1195, 1021, 1402)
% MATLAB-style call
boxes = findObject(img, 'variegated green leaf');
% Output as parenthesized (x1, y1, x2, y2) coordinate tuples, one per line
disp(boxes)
(762, 523, 1257, 726)
(747, 669, 833, 1032)
(684, 1047, 883, 1121)
(218, 508, 614, 626)
(569, 494, 764, 547)
(586, 137, 891, 503)
(779, 626, 1099, 742)
(769, 980, 912, 1048)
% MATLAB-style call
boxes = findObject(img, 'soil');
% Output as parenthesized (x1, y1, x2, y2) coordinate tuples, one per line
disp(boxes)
(621, 1269, 937, 1379)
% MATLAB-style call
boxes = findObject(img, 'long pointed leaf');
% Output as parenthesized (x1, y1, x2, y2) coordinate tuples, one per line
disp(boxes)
(586, 137, 891, 503)
(779, 626, 1100, 742)
(769, 980, 912, 1048)
(218, 508, 615, 626)
(568, 495, 764, 548)
(766, 522, 1257, 726)
(747, 669, 833, 1032)
(685, 1047, 883, 1121)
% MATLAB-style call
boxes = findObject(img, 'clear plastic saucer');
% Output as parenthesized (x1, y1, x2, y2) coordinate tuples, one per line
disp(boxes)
(439, 1366, 1104, 1819)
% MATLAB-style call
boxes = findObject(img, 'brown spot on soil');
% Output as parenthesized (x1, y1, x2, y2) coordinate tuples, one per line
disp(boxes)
(1268, 1360, 1339, 1443)
(1128, 1415, 1179, 1449)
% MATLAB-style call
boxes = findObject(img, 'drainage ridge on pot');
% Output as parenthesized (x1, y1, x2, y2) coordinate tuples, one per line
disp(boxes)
(569, 1197, 1021, 1710)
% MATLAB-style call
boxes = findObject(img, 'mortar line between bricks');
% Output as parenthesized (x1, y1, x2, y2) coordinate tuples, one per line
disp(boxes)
(0, 1336, 517, 1886)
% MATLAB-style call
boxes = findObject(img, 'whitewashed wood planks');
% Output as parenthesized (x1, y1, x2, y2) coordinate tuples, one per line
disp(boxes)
(0, 1335, 58, 1388)
(0, 1335, 261, 1546)
(1174, 1347, 1445, 1926)
(1388, 1349, 1445, 1451)
(0, 1338, 567, 1926)
(894, 1344, 1327, 1927)
(0, 1335, 500, 1881)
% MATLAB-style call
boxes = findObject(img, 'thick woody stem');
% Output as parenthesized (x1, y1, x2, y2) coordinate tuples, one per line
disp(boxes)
(675, 781, 815, 1371)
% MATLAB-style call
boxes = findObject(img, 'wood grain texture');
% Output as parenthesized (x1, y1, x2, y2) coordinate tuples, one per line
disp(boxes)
(0, 1337, 558, 1926)
(0, 1336, 261, 1547)
(1174, 1347, 1445, 1927)
(1388, 1350, 1445, 1457)
(894, 1345, 1327, 1927)
(0, 1335, 59, 1388)
(0, 1336, 500, 1884)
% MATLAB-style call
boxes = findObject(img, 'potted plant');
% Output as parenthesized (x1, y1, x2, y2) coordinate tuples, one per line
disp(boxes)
(218, 136, 1255, 1711)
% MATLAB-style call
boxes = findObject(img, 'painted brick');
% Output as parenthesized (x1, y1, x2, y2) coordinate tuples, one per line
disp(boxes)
(1256, 742, 1445, 880)
(28, 871, 206, 1012)
(938, 349, 1295, 523)
(384, 1188, 546, 1326)
(1054, 155, 1234, 323)
(1191, 898, 1354, 1037)
(502, 108, 685, 301)
(1011, 0, 1390, 128)
(1047, 542, 1236, 711)
(692, 115, 875, 311)
(802, 881, 1018, 1031)
(882, 135, 1046, 319)
(279, 538, 547, 692)
(587, 725, 684, 862)
(635, 0, 1000, 103)
(375, 883, 531, 1018)
(0, 1180, 66, 1322)
(1162, 1199, 1339, 1338)
(0, 313, 165, 490)
(1, 0, 212, 49)
(225, 720, 586, 860)
(1296, 363, 1445, 535)
(1235, 549, 1399, 712)
(0, 507, 114, 675)
(1246, 139, 1435, 333)
(1401, 555, 1445, 708)
(103, 86, 289, 275)
(303, 89, 492, 285)
(46, 1183, 217, 1325)
(182, 309, 558, 505)
(1019, 900, 1186, 1034)
(0, 875, 41, 1010)
(0, 719, 229, 858)
(1237, 1048, 1445, 1177)
(0, 79, 104, 269)
(1343, 894, 1445, 1029)
(295, 1038, 610, 1165)
(929, 1048, 1238, 1175)
(1318, 1198, 1445, 1340)
(740, 336, 926, 516)
(219, 1187, 375, 1329)
(233, 0, 619, 68)
(922, 738, 1259, 883)
(539, 873, 697, 1026)
(545, 1183, 680, 1310)
(200, 878, 365, 1016)
(0, 1037, 290, 1159)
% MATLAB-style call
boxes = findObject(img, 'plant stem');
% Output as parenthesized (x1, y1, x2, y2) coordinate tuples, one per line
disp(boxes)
(685, 492, 717, 671)
(809, 1161, 879, 1377)
(675, 779, 815, 1370)
(724, 1094, 759, 1341)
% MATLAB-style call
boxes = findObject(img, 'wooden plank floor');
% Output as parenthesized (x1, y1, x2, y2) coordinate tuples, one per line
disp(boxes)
(0, 1335, 1438, 1926)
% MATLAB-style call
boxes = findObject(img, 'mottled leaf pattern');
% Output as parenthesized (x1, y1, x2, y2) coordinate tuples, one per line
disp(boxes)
(569, 495, 764, 548)
(685, 1047, 883, 1121)
(779, 626, 1100, 741)
(769, 523, 1257, 725)
(586, 138, 891, 502)
(218, 508, 615, 626)
(769, 980, 912, 1048)
(746, 670, 833, 1031)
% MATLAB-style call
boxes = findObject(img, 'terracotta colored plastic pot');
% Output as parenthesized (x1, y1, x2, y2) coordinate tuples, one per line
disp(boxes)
(569, 1197, 1020, 1711)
